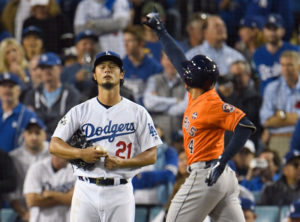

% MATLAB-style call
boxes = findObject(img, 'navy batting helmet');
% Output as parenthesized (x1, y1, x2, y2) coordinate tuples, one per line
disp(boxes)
(182, 55, 219, 90)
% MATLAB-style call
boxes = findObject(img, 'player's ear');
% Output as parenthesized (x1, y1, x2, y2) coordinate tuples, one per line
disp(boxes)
(93, 73, 97, 82)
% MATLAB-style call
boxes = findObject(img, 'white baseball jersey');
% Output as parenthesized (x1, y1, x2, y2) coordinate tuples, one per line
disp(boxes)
(23, 157, 76, 222)
(74, 0, 130, 57)
(8, 142, 50, 201)
(52, 97, 163, 179)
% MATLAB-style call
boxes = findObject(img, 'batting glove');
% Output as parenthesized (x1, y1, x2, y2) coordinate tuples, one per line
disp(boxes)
(143, 7, 166, 33)
(205, 159, 226, 186)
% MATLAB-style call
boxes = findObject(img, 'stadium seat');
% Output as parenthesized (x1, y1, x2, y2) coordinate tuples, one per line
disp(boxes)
(149, 206, 164, 221)
(1, 208, 17, 222)
(280, 205, 290, 222)
(252, 191, 261, 204)
(255, 206, 280, 222)
(135, 207, 148, 222)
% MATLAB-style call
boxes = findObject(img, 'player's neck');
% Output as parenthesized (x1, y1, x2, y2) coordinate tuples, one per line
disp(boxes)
(189, 88, 206, 99)
(97, 86, 122, 106)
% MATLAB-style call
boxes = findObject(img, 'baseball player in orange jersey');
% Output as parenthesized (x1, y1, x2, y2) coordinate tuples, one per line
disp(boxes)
(144, 11, 256, 222)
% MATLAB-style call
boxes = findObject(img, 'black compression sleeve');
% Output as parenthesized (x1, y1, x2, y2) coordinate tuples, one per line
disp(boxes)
(158, 30, 187, 78)
(221, 117, 255, 163)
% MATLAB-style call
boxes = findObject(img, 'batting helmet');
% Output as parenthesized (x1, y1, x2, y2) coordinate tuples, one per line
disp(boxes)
(182, 55, 219, 90)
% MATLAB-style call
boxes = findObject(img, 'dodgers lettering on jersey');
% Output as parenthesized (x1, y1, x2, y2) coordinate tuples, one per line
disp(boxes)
(82, 121, 136, 143)
(52, 97, 162, 179)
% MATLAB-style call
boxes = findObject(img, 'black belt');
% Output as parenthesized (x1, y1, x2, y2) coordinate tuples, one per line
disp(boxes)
(78, 176, 128, 186)
(188, 159, 218, 172)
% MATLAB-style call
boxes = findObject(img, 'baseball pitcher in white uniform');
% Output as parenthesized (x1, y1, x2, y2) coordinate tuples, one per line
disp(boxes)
(50, 51, 162, 222)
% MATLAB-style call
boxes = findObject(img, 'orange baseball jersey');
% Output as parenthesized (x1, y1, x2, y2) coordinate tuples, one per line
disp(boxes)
(183, 88, 245, 165)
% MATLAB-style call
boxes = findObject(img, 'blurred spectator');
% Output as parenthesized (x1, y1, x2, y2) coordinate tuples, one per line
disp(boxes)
(58, 0, 81, 29)
(240, 148, 281, 191)
(0, 38, 29, 84)
(22, 0, 72, 54)
(8, 117, 49, 222)
(181, 12, 208, 51)
(133, 127, 178, 205)
(122, 25, 162, 103)
(1, 0, 21, 36)
(252, 14, 298, 95)
(259, 150, 300, 206)
(0, 73, 37, 152)
(231, 139, 256, 181)
(177, 0, 217, 39)
(74, 0, 131, 57)
(60, 30, 98, 96)
(0, 149, 17, 206)
(23, 155, 75, 222)
(244, 0, 294, 41)
(5, 0, 61, 43)
(287, 199, 300, 222)
(171, 130, 184, 152)
(20, 55, 42, 103)
(291, 119, 300, 152)
(21, 26, 44, 61)
(141, 2, 165, 63)
(0, 20, 11, 42)
(143, 52, 186, 144)
(217, 0, 247, 47)
(235, 16, 264, 62)
(23, 52, 80, 139)
(260, 51, 300, 158)
(228, 60, 262, 146)
(240, 197, 257, 222)
(141, 1, 181, 40)
(186, 15, 245, 76)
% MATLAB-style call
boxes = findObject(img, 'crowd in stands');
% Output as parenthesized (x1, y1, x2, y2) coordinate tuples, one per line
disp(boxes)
(1, 0, 300, 221)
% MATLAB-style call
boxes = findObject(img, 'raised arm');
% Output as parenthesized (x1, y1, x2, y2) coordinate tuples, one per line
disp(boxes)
(143, 11, 187, 77)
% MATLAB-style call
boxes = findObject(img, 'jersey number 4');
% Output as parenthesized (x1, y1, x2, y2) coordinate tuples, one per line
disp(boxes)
(188, 139, 194, 154)
(116, 141, 132, 159)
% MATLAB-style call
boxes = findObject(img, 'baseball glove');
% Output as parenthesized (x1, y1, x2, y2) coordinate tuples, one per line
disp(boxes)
(67, 129, 95, 170)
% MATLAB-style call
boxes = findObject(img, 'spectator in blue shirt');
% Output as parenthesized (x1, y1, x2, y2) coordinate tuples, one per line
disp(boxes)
(186, 15, 245, 76)
(217, 0, 247, 47)
(60, 30, 98, 98)
(0, 73, 38, 152)
(122, 25, 163, 103)
(244, 0, 293, 41)
(260, 50, 300, 158)
(252, 14, 298, 95)
(240, 197, 257, 222)
(240, 148, 280, 191)
(180, 12, 207, 52)
(291, 119, 300, 152)
(235, 16, 264, 62)
(133, 127, 178, 205)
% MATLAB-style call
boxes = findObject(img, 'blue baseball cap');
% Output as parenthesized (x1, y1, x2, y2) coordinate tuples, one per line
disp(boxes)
(240, 16, 263, 30)
(93, 51, 123, 72)
(289, 200, 300, 219)
(240, 197, 255, 212)
(25, 117, 46, 130)
(264, 14, 284, 29)
(283, 150, 300, 165)
(0, 72, 23, 87)
(38, 52, 62, 67)
(22, 26, 42, 39)
(75, 30, 98, 44)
